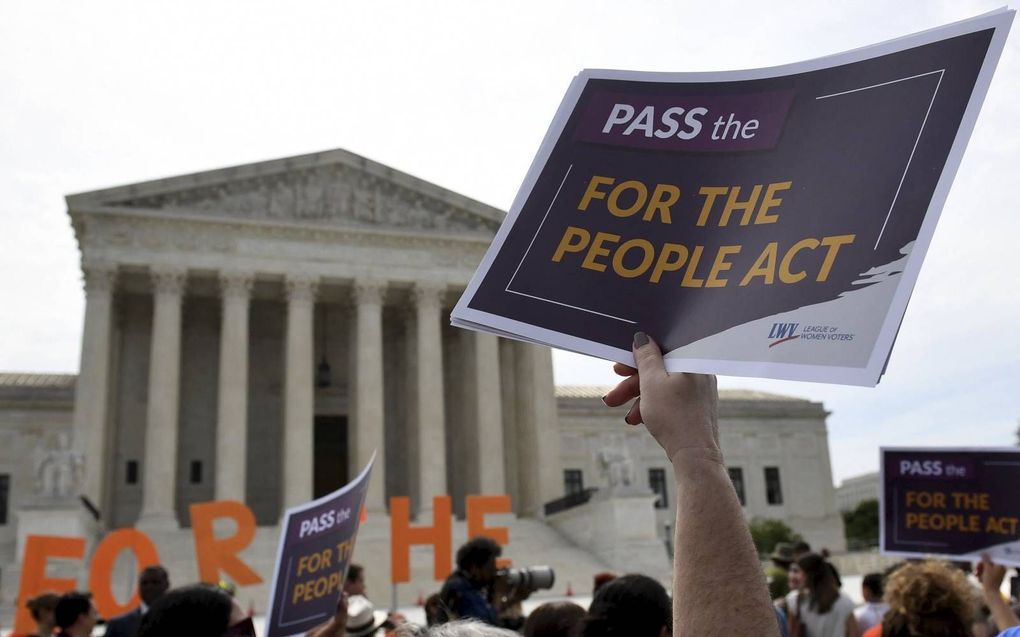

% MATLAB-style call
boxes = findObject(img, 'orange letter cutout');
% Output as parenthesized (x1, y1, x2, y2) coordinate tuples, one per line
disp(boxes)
(466, 495, 512, 568)
(13, 535, 86, 634)
(190, 500, 262, 586)
(88, 529, 161, 618)
(390, 496, 452, 583)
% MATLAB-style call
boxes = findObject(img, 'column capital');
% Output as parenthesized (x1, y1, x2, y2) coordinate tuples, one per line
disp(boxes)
(351, 279, 387, 307)
(151, 266, 188, 295)
(220, 270, 255, 300)
(81, 262, 118, 295)
(284, 274, 319, 304)
(412, 281, 446, 308)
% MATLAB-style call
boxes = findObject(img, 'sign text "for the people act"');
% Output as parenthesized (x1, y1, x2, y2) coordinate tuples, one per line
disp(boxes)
(553, 176, 855, 287)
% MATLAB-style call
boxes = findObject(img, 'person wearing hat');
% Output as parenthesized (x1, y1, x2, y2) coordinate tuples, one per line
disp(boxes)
(307, 593, 391, 637)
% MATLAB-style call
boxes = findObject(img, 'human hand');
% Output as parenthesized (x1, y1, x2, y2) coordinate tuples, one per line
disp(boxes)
(306, 593, 348, 637)
(603, 332, 720, 463)
(976, 553, 1007, 594)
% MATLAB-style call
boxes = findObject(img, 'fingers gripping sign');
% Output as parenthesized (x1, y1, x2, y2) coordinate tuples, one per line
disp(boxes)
(604, 332, 721, 463)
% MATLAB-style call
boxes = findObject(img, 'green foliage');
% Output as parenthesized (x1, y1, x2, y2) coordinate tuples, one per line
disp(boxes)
(842, 498, 879, 550)
(749, 517, 802, 556)
(766, 565, 790, 600)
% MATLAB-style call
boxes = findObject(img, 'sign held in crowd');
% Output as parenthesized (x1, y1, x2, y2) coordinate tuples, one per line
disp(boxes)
(881, 447, 1020, 566)
(452, 10, 1014, 386)
(264, 455, 375, 637)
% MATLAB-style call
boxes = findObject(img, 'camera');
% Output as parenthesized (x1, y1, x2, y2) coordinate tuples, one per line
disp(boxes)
(498, 566, 556, 592)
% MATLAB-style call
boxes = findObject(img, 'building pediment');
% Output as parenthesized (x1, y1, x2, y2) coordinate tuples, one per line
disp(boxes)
(67, 148, 504, 237)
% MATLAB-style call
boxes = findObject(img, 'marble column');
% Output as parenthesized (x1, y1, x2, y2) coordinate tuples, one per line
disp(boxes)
(282, 274, 317, 509)
(71, 263, 118, 512)
(470, 333, 505, 495)
(139, 266, 187, 526)
(513, 342, 562, 516)
(351, 279, 386, 510)
(413, 282, 447, 513)
(215, 271, 253, 502)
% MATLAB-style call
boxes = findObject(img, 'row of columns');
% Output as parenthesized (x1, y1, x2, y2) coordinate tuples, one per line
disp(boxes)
(72, 264, 555, 526)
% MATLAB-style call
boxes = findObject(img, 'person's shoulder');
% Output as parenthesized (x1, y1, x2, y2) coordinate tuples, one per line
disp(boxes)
(862, 625, 882, 637)
(997, 628, 1020, 637)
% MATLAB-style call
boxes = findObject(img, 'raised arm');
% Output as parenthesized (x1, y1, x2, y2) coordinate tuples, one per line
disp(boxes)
(604, 332, 778, 636)
(977, 553, 1020, 631)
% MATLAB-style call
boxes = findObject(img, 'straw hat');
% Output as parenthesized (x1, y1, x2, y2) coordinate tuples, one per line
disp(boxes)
(346, 595, 388, 637)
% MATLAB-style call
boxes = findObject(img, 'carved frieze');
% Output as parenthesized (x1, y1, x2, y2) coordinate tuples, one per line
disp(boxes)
(107, 164, 500, 235)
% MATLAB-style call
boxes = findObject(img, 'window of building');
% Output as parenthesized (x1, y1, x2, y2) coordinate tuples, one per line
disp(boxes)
(190, 460, 203, 485)
(649, 468, 668, 509)
(728, 467, 746, 506)
(0, 474, 9, 525)
(765, 466, 783, 505)
(563, 469, 584, 496)
(126, 460, 139, 485)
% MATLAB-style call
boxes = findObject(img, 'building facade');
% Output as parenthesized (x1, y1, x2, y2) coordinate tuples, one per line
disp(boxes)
(836, 471, 880, 512)
(0, 149, 845, 621)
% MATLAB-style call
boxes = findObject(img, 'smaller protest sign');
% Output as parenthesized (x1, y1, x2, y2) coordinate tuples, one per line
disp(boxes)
(264, 455, 375, 637)
(881, 447, 1020, 566)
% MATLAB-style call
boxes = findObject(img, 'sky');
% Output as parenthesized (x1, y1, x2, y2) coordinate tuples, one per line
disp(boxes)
(1, 1, 1017, 485)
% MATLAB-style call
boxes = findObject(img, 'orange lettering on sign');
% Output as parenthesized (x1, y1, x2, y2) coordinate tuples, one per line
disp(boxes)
(88, 529, 161, 619)
(190, 500, 262, 586)
(466, 495, 512, 569)
(13, 535, 86, 634)
(390, 496, 452, 583)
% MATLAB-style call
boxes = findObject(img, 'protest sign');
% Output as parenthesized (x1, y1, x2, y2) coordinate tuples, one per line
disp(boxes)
(452, 10, 1013, 386)
(881, 447, 1020, 566)
(264, 455, 375, 637)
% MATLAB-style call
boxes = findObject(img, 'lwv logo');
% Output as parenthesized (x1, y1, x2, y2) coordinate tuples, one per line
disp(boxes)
(768, 322, 800, 347)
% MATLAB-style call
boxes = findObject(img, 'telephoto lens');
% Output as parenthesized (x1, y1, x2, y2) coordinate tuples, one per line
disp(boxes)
(499, 566, 555, 592)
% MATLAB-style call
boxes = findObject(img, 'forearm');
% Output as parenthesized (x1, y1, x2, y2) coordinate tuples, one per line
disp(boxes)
(985, 588, 1020, 630)
(671, 448, 779, 636)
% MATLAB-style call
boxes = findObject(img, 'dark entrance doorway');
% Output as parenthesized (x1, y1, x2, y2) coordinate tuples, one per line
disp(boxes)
(314, 415, 348, 499)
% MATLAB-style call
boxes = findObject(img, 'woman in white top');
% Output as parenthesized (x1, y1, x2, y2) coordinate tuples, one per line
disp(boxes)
(787, 553, 859, 637)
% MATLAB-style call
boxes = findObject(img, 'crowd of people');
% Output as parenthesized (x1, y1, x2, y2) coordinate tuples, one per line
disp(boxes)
(16, 334, 1020, 636)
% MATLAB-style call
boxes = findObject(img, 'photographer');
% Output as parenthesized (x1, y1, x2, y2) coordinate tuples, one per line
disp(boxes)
(437, 537, 531, 628)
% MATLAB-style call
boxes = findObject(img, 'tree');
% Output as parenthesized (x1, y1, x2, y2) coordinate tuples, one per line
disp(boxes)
(843, 498, 879, 550)
(749, 518, 802, 557)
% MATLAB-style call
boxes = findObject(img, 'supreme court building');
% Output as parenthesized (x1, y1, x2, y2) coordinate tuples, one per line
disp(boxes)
(0, 149, 845, 619)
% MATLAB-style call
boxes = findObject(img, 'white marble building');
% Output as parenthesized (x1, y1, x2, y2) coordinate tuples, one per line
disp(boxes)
(836, 471, 880, 512)
(0, 149, 844, 621)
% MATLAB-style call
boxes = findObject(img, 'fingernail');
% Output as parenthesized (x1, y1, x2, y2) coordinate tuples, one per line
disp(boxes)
(633, 331, 649, 349)
(600, 395, 609, 406)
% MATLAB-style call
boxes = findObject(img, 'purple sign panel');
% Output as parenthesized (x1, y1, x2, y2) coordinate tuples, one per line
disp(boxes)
(264, 457, 375, 637)
(574, 90, 794, 152)
(881, 448, 1020, 566)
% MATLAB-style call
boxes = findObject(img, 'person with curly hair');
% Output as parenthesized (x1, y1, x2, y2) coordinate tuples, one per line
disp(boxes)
(860, 560, 977, 637)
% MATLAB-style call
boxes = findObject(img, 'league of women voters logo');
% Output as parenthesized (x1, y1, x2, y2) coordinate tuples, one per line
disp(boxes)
(767, 322, 855, 347)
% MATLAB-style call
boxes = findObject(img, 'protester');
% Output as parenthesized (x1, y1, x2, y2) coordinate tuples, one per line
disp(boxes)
(785, 552, 858, 637)
(345, 564, 366, 596)
(975, 553, 1020, 634)
(861, 560, 975, 637)
(854, 573, 889, 633)
(522, 601, 585, 637)
(26, 593, 60, 637)
(53, 593, 98, 637)
(397, 620, 517, 636)
(591, 572, 616, 596)
(105, 565, 170, 637)
(603, 331, 779, 635)
(578, 574, 670, 637)
(136, 585, 251, 637)
(437, 537, 530, 628)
